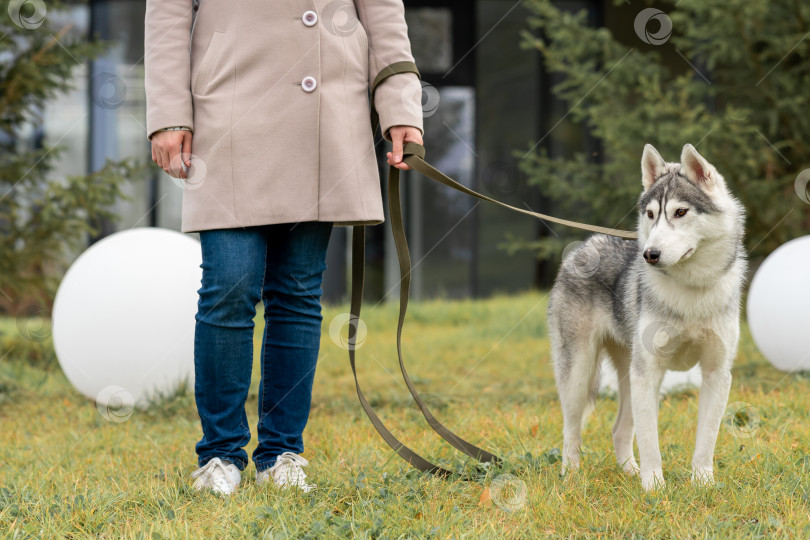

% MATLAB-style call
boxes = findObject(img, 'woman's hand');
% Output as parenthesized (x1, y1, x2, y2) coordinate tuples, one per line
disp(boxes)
(387, 125, 423, 171)
(151, 130, 192, 179)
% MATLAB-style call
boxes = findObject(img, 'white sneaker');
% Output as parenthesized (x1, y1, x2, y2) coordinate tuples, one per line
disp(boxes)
(255, 452, 316, 493)
(190, 457, 241, 496)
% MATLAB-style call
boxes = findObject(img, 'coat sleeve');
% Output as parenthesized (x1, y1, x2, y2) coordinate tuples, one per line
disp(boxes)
(354, 0, 423, 142)
(144, 0, 194, 140)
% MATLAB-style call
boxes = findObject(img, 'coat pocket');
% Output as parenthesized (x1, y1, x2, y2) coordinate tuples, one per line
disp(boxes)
(193, 31, 224, 95)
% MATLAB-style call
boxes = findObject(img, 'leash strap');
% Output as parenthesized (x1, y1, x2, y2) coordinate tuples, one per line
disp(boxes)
(348, 225, 457, 477)
(348, 61, 637, 478)
(347, 182, 499, 479)
(387, 160, 501, 465)
(397, 143, 638, 238)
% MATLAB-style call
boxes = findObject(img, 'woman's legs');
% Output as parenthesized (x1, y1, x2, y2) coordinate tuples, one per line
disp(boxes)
(193, 226, 266, 472)
(252, 221, 333, 472)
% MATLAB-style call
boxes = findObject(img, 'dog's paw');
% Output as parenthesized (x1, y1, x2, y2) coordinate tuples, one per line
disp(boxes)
(640, 470, 665, 492)
(560, 464, 579, 478)
(561, 456, 581, 477)
(691, 466, 714, 486)
(620, 459, 640, 476)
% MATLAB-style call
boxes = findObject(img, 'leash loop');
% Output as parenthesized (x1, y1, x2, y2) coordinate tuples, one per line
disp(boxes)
(347, 226, 457, 478)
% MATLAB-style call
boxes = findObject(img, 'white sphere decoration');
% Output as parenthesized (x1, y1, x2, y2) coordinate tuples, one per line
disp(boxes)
(747, 235, 810, 372)
(52, 227, 201, 411)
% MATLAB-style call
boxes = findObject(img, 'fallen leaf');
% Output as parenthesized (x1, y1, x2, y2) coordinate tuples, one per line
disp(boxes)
(479, 487, 492, 506)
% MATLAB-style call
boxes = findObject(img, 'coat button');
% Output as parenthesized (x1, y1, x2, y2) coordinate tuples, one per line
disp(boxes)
(302, 11, 318, 27)
(301, 76, 317, 92)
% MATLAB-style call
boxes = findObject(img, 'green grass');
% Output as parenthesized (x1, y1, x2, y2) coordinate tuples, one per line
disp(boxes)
(1, 291, 809, 538)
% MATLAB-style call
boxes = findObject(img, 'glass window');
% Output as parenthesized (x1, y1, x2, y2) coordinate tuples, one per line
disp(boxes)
(41, 6, 91, 184)
(405, 86, 476, 299)
(88, 0, 177, 234)
(405, 8, 454, 73)
(474, 0, 542, 295)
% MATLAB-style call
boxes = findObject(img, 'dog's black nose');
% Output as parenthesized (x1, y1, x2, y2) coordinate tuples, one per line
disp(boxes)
(644, 249, 661, 265)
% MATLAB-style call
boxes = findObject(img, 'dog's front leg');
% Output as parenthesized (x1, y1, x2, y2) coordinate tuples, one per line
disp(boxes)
(691, 361, 732, 486)
(630, 352, 665, 492)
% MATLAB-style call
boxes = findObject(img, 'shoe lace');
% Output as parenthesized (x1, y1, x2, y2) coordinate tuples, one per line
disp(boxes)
(191, 458, 235, 492)
(271, 452, 312, 487)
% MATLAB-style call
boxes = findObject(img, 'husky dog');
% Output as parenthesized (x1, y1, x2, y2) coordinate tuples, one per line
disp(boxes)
(547, 144, 746, 491)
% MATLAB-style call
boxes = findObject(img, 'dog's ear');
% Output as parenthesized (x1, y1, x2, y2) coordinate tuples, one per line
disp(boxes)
(680, 144, 715, 191)
(641, 144, 667, 191)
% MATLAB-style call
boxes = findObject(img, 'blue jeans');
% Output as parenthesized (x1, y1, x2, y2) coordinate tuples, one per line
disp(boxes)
(193, 221, 333, 472)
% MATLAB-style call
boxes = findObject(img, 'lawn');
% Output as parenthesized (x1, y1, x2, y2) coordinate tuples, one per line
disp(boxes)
(1, 291, 809, 538)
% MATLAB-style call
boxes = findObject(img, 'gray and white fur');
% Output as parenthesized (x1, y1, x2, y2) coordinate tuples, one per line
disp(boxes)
(547, 144, 746, 491)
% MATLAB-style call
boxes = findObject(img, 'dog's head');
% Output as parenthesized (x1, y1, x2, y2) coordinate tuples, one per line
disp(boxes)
(637, 144, 739, 268)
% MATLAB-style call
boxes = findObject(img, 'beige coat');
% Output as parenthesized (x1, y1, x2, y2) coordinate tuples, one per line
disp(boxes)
(144, 0, 423, 233)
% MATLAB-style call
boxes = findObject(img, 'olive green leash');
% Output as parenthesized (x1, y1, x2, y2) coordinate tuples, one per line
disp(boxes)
(347, 61, 637, 479)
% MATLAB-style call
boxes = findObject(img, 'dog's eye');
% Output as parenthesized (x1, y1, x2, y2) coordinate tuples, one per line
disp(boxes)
(647, 210, 654, 219)
(674, 208, 689, 218)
